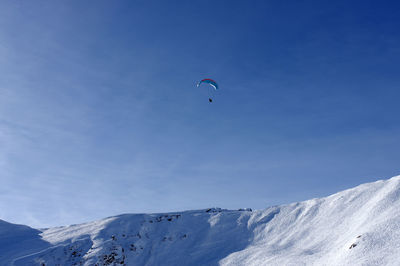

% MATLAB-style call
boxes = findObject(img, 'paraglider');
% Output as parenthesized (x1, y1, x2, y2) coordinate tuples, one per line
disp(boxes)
(197, 78, 219, 103)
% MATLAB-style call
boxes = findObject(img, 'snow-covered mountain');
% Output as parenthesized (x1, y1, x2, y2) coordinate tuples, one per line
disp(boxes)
(2, 175, 400, 266)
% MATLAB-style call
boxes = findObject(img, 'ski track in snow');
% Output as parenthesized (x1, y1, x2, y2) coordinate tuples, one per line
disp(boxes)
(1, 175, 400, 265)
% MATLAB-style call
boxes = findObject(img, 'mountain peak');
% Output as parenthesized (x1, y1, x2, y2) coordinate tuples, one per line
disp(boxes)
(2, 175, 400, 265)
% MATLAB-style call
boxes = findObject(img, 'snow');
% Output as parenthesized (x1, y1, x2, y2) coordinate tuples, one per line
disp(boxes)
(1, 175, 400, 265)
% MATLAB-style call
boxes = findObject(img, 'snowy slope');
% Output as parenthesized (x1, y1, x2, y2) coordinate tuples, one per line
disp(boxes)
(1, 175, 400, 266)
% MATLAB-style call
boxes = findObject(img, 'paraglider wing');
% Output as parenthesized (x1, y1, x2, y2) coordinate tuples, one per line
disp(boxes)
(197, 78, 218, 90)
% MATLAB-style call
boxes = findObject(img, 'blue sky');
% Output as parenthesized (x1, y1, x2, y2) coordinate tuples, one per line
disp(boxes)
(1, 0, 400, 228)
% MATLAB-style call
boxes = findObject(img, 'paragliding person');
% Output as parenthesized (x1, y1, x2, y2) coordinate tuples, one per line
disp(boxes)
(197, 78, 218, 103)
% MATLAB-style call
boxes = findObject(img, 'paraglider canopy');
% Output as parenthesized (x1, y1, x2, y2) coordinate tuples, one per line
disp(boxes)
(197, 79, 218, 90)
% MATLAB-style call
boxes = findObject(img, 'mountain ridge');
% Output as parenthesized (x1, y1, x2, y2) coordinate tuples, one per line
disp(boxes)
(1, 175, 400, 265)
